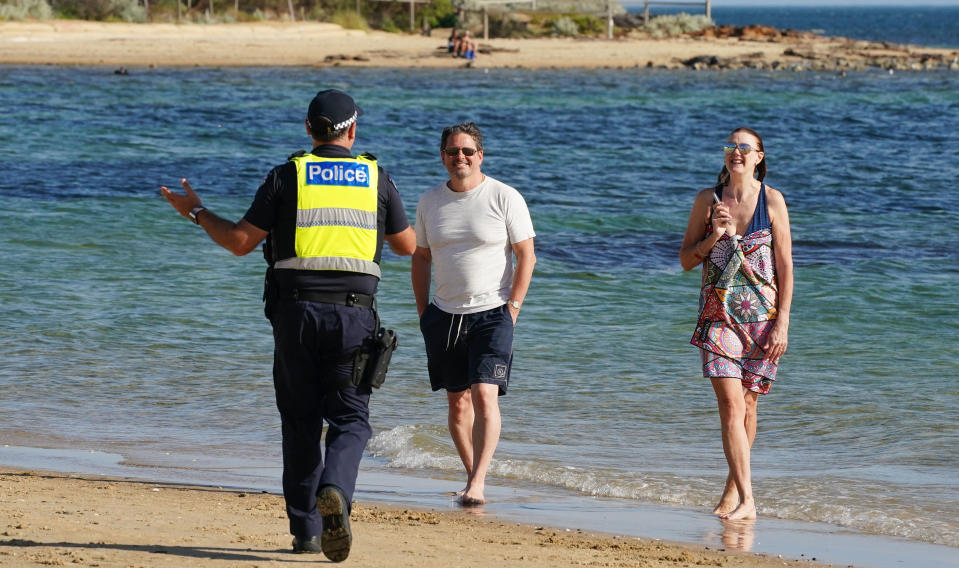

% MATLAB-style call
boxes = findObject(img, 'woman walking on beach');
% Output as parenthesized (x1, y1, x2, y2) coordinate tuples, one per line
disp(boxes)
(679, 127, 793, 520)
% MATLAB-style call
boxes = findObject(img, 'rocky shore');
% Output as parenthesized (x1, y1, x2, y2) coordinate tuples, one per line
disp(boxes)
(677, 25, 959, 72)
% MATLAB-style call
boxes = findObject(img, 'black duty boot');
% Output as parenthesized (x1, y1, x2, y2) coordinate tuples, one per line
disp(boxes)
(316, 485, 352, 562)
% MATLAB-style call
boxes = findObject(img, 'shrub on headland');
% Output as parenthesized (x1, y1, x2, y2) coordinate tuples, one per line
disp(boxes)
(47, 0, 144, 21)
(644, 12, 713, 38)
(550, 16, 577, 37)
(330, 8, 368, 30)
(544, 13, 604, 37)
(110, 0, 146, 21)
(0, 0, 53, 20)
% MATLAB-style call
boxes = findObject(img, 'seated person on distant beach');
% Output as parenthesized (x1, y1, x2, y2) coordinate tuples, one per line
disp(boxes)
(450, 30, 477, 60)
(679, 127, 793, 522)
(448, 28, 460, 53)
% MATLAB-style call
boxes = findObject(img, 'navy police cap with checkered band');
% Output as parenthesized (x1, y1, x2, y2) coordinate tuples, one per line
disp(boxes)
(307, 89, 364, 136)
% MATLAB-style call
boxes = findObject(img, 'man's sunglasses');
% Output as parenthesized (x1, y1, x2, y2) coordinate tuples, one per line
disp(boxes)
(723, 143, 757, 155)
(444, 147, 478, 157)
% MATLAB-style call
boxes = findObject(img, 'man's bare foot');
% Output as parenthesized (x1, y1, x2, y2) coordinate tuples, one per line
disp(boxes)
(719, 499, 757, 520)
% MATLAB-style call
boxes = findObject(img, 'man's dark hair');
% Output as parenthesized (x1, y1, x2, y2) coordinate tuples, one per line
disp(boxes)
(441, 122, 484, 152)
(310, 117, 350, 143)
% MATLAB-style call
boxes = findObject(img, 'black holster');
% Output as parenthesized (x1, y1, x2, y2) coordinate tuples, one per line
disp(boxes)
(262, 236, 279, 320)
(351, 326, 397, 390)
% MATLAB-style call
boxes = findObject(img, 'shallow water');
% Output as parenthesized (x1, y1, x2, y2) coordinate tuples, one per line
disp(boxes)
(1, 63, 957, 551)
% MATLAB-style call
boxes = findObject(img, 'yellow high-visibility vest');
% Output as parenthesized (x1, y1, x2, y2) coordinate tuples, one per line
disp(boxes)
(273, 154, 380, 278)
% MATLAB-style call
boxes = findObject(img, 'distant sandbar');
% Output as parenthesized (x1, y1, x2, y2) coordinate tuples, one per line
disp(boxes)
(1, 20, 957, 71)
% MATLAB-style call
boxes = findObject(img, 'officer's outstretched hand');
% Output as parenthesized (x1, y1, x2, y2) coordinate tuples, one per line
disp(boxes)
(160, 178, 202, 221)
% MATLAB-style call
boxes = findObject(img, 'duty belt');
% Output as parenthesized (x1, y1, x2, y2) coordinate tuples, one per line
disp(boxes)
(285, 290, 374, 308)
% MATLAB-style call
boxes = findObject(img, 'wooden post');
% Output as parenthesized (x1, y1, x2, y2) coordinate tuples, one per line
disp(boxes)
(356, 0, 360, 14)
(607, 0, 613, 39)
(287, 0, 295, 21)
(483, 5, 489, 40)
(410, 0, 415, 32)
(208, 0, 213, 18)
(143, 0, 150, 21)
(176, 0, 181, 22)
(705, 0, 711, 20)
(234, 0, 238, 19)
(643, 1, 649, 26)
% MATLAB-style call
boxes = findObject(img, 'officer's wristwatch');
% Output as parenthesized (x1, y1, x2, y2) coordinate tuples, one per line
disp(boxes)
(507, 299, 522, 310)
(189, 206, 207, 224)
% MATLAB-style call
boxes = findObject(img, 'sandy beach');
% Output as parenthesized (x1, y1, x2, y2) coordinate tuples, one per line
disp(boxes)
(0, 468, 831, 568)
(1, 20, 956, 70)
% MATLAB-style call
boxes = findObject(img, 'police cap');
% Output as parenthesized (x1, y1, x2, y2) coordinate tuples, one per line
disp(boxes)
(307, 89, 364, 136)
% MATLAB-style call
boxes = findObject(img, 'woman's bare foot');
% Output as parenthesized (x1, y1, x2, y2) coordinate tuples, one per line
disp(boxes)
(457, 483, 485, 506)
(712, 487, 739, 516)
(719, 498, 757, 520)
(457, 494, 485, 506)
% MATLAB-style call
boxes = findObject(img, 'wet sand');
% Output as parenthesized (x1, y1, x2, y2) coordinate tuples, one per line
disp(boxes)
(0, 468, 827, 568)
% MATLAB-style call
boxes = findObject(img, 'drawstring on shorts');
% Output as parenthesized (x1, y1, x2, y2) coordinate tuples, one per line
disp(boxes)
(446, 313, 465, 350)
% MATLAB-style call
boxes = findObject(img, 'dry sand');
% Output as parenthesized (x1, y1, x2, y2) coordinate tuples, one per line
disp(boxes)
(0, 468, 830, 568)
(4, 19, 951, 70)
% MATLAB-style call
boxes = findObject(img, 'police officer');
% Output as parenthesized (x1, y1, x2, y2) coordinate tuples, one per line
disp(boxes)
(161, 89, 416, 562)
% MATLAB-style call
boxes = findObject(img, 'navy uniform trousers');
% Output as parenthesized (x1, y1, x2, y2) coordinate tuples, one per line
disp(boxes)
(269, 299, 376, 539)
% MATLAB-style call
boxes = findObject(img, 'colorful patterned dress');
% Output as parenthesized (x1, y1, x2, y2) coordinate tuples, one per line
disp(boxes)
(691, 184, 779, 394)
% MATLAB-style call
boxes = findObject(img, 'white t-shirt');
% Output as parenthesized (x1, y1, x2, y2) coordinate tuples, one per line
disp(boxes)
(415, 175, 535, 314)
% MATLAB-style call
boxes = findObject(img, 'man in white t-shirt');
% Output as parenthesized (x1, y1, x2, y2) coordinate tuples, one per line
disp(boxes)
(412, 122, 536, 506)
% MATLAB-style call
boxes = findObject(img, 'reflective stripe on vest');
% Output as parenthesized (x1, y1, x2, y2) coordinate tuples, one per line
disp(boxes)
(273, 155, 381, 278)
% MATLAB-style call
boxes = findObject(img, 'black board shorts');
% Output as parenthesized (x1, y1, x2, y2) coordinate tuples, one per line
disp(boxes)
(419, 303, 514, 395)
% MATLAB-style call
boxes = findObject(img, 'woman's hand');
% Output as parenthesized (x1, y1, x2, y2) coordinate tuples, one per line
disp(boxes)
(710, 202, 737, 238)
(763, 318, 789, 362)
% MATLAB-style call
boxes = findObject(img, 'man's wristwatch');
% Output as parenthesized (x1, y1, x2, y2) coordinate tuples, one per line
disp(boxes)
(507, 299, 522, 310)
(188, 206, 207, 224)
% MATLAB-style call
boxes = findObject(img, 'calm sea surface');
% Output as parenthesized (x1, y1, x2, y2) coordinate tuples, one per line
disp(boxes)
(1, 9, 958, 553)
(645, 5, 959, 49)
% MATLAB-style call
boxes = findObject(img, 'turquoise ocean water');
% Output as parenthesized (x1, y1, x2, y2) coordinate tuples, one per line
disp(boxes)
(1, 7, 958, 563)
